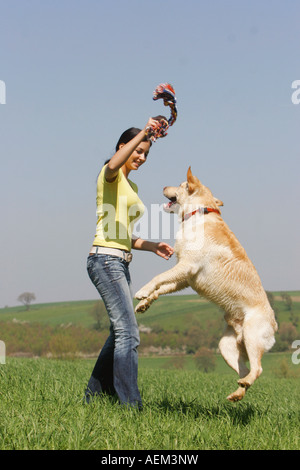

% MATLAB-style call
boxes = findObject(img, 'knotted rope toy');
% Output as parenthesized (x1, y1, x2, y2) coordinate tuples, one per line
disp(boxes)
(146, 83, 177, 141)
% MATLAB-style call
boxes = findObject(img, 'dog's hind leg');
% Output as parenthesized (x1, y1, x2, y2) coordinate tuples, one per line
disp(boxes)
(226, 312, 275, 402)
(235, 314, 273, 393)
(219, 326, 249, 377)
(219, 326, 250, 402)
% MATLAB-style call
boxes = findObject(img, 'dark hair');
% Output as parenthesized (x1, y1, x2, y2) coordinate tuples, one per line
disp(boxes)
(115, 117, 166, 151)
(115, 127, 147, 152)
(104, 117, 166, 165)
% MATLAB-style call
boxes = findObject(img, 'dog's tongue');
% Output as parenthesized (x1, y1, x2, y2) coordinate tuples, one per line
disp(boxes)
(163, 200, 176, 211)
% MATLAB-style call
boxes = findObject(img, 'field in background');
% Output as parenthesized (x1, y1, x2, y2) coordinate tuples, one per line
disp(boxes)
(2, 291, 300, 330)
(0, 292, 299, 359)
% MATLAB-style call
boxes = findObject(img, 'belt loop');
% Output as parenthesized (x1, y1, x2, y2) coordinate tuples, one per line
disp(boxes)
(96, 246, 99, 255)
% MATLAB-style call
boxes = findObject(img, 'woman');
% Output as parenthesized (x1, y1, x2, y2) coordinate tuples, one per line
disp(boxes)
(85, 117, 174, 408)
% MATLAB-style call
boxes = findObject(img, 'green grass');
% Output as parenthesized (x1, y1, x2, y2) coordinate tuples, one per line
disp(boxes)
(0, 300, 95, 328)
(0, 293, 299, 449)
(1, 291, 299, 334)
(139, 351, 300, 375)
(0, 357, 299, 450)
(0, 295, 215, 331)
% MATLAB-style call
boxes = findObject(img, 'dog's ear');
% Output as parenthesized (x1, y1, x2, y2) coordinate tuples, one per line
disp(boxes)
(187, 166, 199, 194)
(187, 166, 196, 182)
(214, 197, 224, 207)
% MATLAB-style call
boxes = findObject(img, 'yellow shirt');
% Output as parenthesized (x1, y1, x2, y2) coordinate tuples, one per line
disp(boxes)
(93, 165, 145, 252)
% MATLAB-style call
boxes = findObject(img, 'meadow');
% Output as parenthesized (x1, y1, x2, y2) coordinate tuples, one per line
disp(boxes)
(0, 292, 299, 450)
(0, 355, 299, 450)
(1, 292, 299, 358)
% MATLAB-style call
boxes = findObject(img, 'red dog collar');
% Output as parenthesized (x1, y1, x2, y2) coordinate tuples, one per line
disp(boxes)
(182, 207, 220, 222)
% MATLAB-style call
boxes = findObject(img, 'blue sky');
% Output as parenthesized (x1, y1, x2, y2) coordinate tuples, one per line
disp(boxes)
(0, 0, 299, 307)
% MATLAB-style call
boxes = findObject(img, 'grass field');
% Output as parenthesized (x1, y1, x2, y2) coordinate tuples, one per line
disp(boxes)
(0, 356, 299, 450)
(1, 291, 299, 332)
(1, 292, 299, 358)
(0, 293, 299, 450)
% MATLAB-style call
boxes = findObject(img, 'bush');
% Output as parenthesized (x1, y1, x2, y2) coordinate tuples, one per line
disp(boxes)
(90, 301, 110, 331)
(273, 322, 298, 352)
(48, 333, 77, 359)
(0, 322, 104, 358)
(194, 347, 216, 372)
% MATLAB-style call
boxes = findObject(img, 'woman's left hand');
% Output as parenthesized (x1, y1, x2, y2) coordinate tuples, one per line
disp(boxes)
(131, 238, 174, 259)
(154, 242, 174, 260)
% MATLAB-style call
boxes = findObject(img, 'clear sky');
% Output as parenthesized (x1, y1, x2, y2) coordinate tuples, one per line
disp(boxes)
(0, 0, 299, 307)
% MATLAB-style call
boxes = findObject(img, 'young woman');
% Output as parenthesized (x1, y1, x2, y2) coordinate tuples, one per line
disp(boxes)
(85, 117, 174, 408)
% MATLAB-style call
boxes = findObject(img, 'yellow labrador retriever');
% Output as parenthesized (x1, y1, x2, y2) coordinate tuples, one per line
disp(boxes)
(135, 167, 277, 401)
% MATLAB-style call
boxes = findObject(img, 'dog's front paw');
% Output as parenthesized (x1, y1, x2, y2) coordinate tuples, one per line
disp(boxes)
(135, 288, 149, 300)
(135, 298, 152, 314)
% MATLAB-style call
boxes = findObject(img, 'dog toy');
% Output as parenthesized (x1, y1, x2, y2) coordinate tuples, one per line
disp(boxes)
(146, 83, 177, 141)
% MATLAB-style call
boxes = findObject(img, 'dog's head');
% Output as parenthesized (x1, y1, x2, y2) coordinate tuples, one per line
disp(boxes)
(163, 167, 223, 215)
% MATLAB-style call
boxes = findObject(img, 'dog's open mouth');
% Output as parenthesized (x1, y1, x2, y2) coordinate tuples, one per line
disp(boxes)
(163, 196, 178, 212)
(166, 196, 176, 208)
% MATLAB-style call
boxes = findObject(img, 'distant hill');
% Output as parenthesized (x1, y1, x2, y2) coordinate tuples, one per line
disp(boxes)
(0, 292, 299, 358)
(0, 291, 299, 333)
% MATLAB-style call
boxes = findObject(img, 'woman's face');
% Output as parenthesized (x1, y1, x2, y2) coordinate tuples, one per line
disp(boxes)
(122, 141, 151, 172)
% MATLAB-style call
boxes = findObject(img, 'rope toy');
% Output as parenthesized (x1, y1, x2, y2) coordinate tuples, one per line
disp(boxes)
(146, 83, 177, 141)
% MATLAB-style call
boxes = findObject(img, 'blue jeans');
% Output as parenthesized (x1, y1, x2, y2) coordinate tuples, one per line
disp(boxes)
(85, 253, 142, 408)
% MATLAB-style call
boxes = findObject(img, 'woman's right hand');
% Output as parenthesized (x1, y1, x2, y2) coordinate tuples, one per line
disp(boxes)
(144, 115, 169, 140)
(144, 117, 160, 134)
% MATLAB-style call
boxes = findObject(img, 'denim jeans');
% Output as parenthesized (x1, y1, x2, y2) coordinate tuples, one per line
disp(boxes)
(85, 253, 142, 408)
